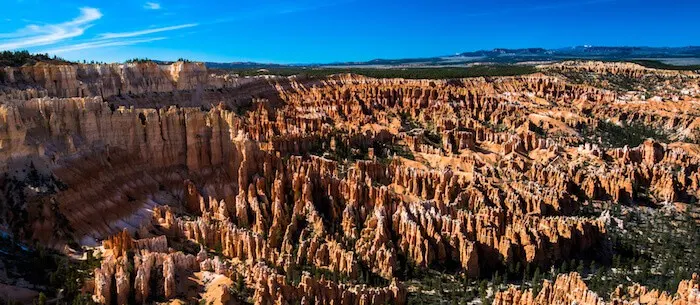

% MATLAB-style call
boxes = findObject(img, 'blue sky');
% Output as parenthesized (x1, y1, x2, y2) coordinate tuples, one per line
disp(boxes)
(1, 0, 698, 64)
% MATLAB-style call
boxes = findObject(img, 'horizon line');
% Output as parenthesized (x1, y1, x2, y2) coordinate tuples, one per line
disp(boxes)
(3, 44, 700, 66)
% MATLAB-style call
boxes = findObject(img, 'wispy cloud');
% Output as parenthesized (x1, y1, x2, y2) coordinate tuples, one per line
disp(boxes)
(0, 5, 196, 57)
(99, 23, 198, 39)
(144, 2, 161, 10)
(0, 7, 102, 50)
(43, 37, 167, 54)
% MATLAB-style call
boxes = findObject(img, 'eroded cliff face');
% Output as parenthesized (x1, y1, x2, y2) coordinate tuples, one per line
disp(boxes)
(0, 61, 211, 98)
(1, 61, 699, 304)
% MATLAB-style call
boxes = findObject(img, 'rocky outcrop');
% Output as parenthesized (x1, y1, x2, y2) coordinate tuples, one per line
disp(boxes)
(248, 262, 406, 305)
(611, 273, 700, 305)
(93, 248, 198, 304)
(493, 272, 700, 305)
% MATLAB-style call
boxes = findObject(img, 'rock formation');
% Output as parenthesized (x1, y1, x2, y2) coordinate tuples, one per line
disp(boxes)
(1, 60, 699, 304)
(493, 272, 699, 305)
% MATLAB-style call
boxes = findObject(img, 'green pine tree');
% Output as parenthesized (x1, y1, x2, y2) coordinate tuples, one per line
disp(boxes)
(37, 292, 46, 305)
(532, 267, 542, 294)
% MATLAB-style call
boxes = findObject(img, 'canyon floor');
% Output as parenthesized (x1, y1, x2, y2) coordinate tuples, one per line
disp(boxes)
(0, 60, 698, 305)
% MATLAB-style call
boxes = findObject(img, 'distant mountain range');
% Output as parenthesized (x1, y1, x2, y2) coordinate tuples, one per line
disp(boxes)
(193, 46, 700, 69)
(456, 46, 700, 59)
